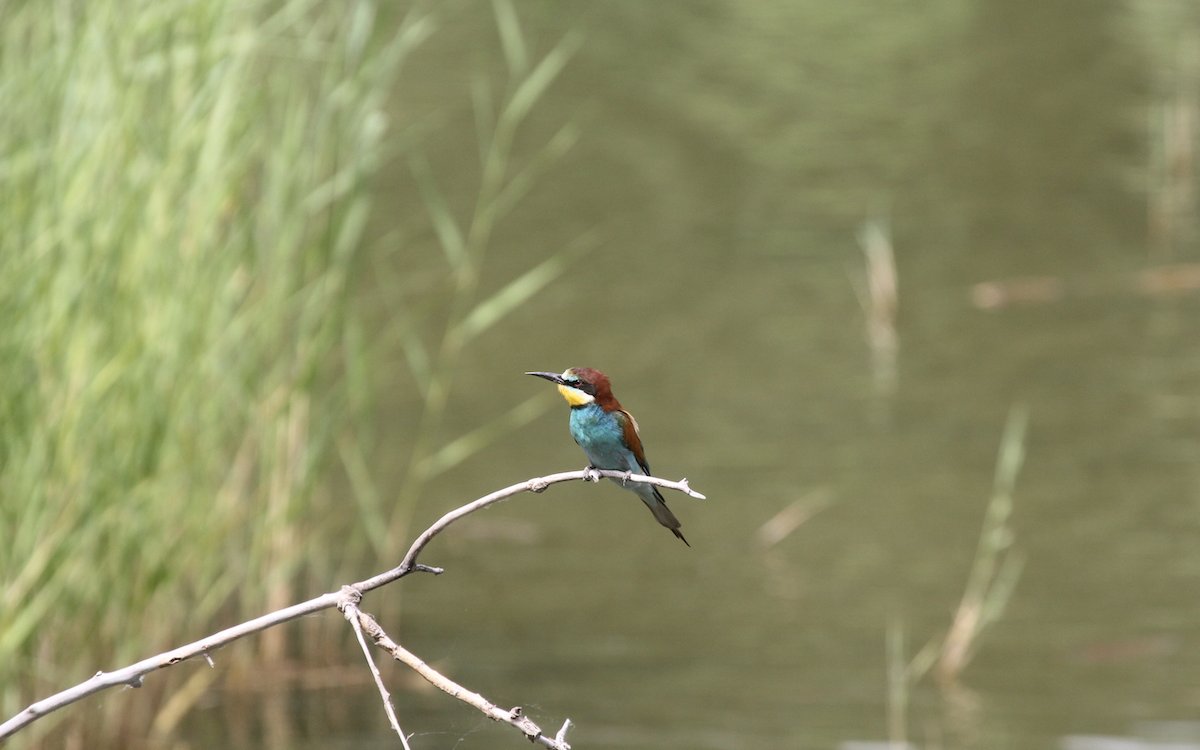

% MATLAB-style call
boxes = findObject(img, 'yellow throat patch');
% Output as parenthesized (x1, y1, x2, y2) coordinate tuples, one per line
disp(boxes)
(557, 384, 594, 406)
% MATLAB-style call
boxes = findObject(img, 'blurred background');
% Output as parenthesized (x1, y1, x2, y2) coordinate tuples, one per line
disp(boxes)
(3, 0, 1200, 748)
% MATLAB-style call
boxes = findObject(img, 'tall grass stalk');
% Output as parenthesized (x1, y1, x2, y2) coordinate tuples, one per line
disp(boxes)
(904, 406, 1028, 686)
(934, 405, 1027, 683)
(378, 0, 589, 551)
(879, 409, 1026, 746)
(0, 0, 428, 743)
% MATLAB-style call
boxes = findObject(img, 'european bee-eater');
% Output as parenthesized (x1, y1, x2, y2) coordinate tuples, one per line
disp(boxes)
(526, 367, 690, 546)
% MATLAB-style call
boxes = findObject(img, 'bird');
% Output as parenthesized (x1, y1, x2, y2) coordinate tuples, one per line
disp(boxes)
(526, 367, 690, 546)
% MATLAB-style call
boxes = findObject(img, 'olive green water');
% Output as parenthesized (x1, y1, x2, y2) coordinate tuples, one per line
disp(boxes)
(196, 2, 1200, 748)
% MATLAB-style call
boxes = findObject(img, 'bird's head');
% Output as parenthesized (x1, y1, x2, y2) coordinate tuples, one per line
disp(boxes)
(526, 367, 612, 407)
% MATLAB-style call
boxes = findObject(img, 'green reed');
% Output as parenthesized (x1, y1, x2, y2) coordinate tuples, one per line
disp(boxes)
(0, 0, 589, 743)
(0, 0, 429, 741)
(376, 0, 588, 552)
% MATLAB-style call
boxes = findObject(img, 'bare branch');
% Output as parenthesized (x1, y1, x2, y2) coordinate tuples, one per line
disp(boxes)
(340, 588, 411, 749)
(354, 608, 572, 750)
(0, 469, 703, 742)
(353, 469, 704, 593)
(0, 593, 345, 739)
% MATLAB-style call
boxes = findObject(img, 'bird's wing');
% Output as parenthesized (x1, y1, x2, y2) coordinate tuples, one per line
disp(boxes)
(615, 409, 651, 474)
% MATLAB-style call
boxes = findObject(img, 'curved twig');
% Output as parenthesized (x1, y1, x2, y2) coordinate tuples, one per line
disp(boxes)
(0, 470, 704, 743)
(357, 469, 705, 591)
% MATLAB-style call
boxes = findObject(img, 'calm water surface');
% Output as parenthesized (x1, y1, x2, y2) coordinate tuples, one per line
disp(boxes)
(191, 2, 1200, 748)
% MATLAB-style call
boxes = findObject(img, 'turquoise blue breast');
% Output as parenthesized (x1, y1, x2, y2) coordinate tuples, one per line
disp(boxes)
(568, 404, 635, 471)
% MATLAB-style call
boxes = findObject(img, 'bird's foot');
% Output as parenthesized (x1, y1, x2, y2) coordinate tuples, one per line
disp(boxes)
(620, 470, 633, 486)
(583, 466, 602, 483)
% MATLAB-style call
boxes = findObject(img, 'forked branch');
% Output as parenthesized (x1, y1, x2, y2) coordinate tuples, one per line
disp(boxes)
(0, 469, 705, 744)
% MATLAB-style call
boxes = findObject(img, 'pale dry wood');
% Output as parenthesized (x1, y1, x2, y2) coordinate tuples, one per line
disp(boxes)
(0, 469, 704, 743)
(351, 606, 571, 750)
(342, 593, 411, 749)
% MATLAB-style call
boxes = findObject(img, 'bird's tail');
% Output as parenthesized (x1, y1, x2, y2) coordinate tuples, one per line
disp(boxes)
(641, 485, 690, 547)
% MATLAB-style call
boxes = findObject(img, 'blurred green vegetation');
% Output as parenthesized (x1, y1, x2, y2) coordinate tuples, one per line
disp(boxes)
(0, 0, 425, 741)
(6, 0, 1200, 748)
(0, 0, 588, 743)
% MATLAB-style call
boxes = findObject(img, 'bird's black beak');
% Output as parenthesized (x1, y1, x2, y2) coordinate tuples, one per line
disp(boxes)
(526, 371, 566, 386)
